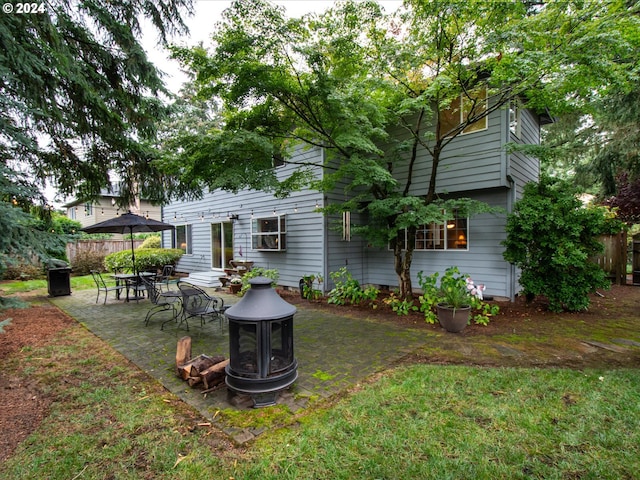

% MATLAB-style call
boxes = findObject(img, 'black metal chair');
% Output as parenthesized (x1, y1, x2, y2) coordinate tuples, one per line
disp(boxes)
(125, 276, 147, 302)
(140, 276, 181, 329)
(155, 264, 178, 292)
(90, 270, 125, 304)
(177, 281, 225, 331)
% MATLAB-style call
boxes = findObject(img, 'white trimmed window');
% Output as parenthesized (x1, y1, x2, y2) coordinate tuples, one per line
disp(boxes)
(438, 85, 488, 139)
(175, 224, 192, 254)
(393, 211, 469, 251)
(252, 215, 286, 251)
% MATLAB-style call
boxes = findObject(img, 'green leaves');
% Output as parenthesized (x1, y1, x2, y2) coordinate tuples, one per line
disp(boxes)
(502, 178, 621, 312)
(0, 0, 193, 205)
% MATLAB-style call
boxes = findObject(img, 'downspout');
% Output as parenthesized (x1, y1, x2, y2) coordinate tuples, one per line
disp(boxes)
(321, 146, 330, 295)
(506, 174, 517, 302)
(504, 102, 517, 302)
(160, 204, 165, 248)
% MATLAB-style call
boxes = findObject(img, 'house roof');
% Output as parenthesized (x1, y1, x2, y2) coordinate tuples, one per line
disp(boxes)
(61, 185, 145, 208)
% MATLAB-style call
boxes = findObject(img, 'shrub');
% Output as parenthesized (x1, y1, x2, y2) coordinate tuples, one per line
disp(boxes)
(104, 248, 183, 273)
(72, 250, 107, 276)
(383, 292, 418, 315)
(301, 273, 323, 300)
(239, 267, 279, 296)
(327, 267, 379, 306)
(138, 235, 161, 249)
(502, 178, 623, 312)
(2, 262, 44, 280)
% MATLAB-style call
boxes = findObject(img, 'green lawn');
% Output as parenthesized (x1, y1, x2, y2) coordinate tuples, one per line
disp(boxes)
(0, 274, 95, 295)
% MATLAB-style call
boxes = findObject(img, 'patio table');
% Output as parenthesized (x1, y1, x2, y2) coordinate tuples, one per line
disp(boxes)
(112, 272, 156, 302)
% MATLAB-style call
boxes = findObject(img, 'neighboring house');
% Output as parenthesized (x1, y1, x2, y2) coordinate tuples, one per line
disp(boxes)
(62, 186, 163, 237)
(163, 98, 552, 300)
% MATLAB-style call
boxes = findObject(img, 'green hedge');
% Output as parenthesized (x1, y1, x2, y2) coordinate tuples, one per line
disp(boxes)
(138, 235, 161, 249)
(103, 248, 183, 273)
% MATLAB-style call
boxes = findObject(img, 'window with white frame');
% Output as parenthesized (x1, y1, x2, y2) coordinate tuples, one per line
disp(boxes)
(393, 211, 469, 251)
(175, 224, 192, 254)
(438, 85, 488, 139)
(252, 215, 286, 251)
(509, 99, 522, 138)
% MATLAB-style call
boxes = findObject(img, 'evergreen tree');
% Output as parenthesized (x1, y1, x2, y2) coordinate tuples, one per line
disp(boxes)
(0, 0, 192, 291)
(0, 0, 193, 205)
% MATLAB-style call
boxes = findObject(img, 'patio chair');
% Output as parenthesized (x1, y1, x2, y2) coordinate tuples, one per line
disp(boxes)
(155, 264, 178, 292)
(125, 275, 147, 302)
(90, 270, 125, 304)
(177, 281, 225, 331)
(140, 276, 181, 329)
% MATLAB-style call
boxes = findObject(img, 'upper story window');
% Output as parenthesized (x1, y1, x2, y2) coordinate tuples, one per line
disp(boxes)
(509, 99, 522, 138)
(84, 203, 93, 216)
(438, 85, 488, 139)
(175, 224, 192, 254)
(394, 210, 469, 251)
(252, 215, 286, 251)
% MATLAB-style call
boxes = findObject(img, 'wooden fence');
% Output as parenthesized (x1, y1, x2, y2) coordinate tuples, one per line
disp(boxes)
(591, 232, 627, 285)
(66, 239, 144, 266)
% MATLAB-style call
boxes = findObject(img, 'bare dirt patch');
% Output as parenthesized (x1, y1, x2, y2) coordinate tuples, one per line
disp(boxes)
(0, 302, 74, 462)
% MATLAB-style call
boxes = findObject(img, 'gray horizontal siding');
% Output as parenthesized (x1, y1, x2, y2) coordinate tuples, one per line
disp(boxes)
(163, 146, 327, 289)
(508, 107, 540, 197)
(387, 108, 508, 197)
(363, 190, 511, 298)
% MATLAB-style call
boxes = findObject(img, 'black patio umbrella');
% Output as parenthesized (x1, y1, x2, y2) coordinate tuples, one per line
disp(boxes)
(81, 212, 174, 274)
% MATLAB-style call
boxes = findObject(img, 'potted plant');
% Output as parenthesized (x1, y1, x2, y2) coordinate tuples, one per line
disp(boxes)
(435, 267, 473, 332)
(229, 276, 242, 294)
(418, 267, 499, 332)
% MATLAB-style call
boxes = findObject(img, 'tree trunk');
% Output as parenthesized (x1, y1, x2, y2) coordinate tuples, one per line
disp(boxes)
(394, 227, 415, 299)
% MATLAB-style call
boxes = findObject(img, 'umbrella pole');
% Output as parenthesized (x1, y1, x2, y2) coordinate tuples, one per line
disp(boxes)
(130, 227, 136, 276)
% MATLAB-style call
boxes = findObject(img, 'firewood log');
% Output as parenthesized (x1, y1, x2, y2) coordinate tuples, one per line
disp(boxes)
(177, 354, 215, 380)
(200, 359, 230, 389)
(175, 336, 192, 375)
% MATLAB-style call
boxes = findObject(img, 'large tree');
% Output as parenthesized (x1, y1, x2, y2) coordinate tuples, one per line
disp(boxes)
(162, 0, 638, 297)
(0, 0, 193, 205)
(0, 0, 192, 284)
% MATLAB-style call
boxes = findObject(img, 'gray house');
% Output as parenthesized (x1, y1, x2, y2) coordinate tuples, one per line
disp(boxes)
(162, 98, 550, 300)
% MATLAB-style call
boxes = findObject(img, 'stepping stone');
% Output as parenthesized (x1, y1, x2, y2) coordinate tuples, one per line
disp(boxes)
(611, 338, 640, 348)
(582, 340, 628, 353)
(493, 344, 524, 357)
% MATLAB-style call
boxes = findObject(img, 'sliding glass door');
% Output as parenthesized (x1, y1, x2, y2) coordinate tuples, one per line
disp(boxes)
(211, 222, 233, 269)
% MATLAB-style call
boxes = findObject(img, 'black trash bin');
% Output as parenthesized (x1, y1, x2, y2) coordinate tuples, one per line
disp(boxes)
(47, 267, 72, 297)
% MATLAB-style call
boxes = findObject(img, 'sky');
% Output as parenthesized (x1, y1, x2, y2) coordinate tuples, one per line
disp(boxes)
(142, 0, 402, 93)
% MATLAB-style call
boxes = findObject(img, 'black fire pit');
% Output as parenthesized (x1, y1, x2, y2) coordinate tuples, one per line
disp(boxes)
(224, 277, 298, 407)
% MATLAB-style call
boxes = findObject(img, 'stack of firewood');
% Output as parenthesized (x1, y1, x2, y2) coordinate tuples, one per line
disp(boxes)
(176, 336, 229, 393)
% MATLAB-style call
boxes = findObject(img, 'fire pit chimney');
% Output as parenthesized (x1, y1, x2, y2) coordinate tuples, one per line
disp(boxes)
(224, 277, 298, 407)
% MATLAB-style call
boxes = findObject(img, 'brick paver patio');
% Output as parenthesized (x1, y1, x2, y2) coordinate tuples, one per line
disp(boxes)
(51, 287, 429, 442)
